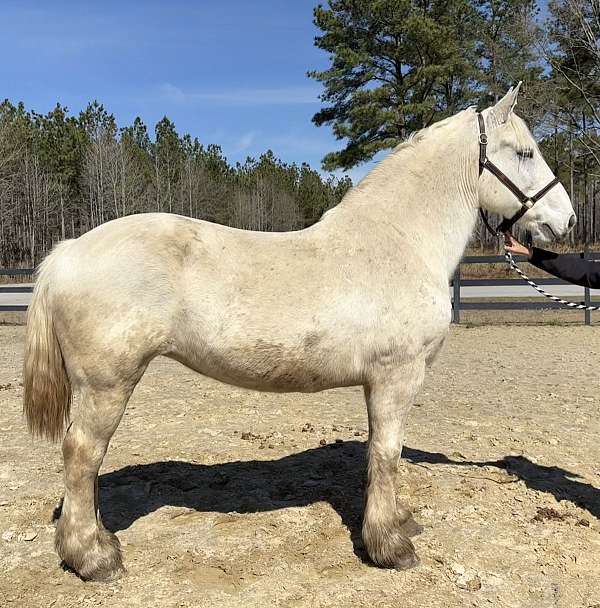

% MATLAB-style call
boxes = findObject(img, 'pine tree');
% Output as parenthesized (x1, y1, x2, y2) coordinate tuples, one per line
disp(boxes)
(474, 1, 540, 98)
(308, 0, 481, 170)
(32, 104, 85, 239)
(153, 117, 183, 213)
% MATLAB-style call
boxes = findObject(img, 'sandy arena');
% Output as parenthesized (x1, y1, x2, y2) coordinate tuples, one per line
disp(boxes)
(1, 323, 599, 608)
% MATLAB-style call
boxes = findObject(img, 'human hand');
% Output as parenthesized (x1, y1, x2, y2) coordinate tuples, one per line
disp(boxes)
(503, 233, 532, 258)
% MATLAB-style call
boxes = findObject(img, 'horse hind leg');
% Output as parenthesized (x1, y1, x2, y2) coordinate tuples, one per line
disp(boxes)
(362, 356, 425, 569)
(55, 380, 138, 581)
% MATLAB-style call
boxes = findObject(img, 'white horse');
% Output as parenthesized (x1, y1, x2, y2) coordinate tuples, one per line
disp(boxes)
(23, 86, 575, 581)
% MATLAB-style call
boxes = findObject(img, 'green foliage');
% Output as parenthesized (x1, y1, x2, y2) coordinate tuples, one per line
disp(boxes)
(5, 0, 600, 262)
(309, 0, 481, 170)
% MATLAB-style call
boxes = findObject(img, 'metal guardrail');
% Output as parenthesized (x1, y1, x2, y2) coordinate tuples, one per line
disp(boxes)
(452, 252, 600, 325)
(0, 268, 34, 312)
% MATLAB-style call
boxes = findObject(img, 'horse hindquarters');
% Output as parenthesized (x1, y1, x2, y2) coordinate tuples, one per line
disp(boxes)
(24, 244, 161, 579)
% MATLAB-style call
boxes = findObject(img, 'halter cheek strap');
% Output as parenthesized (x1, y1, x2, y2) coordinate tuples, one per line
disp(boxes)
(477, 113, 560, 234)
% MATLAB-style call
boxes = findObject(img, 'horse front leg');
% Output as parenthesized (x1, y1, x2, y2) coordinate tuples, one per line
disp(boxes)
(362, 357, 425, 570)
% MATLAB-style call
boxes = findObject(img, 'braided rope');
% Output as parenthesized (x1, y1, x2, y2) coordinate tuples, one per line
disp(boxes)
(504, 251, 600, 311)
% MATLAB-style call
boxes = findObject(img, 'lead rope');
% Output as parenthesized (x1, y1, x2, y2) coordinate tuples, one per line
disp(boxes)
(504, 250, 600, 311)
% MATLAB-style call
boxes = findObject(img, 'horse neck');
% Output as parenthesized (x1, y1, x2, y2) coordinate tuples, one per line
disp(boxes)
(332, 117, 480, 279)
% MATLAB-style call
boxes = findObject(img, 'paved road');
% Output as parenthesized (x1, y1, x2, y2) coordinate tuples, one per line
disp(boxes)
(0, 285, 33, 309)
(457, 284, 600, 299)
(2, 283, 600, 309)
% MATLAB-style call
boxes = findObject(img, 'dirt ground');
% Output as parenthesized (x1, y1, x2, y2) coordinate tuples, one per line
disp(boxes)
(1, 323, 600, 608)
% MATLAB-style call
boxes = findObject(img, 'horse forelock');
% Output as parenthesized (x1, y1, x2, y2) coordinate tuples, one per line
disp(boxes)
(504, 113, 539, 157)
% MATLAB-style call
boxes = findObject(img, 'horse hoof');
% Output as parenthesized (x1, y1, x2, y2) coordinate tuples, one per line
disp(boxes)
(79, 551, 126, 582)
(83, 563, 126, 582)
(393, 548, 420, 571)
(364, 528, 420, 570)
(399, 516, 424, 538)
(78, 530, 124, 582)
(56, 521, 124, 581)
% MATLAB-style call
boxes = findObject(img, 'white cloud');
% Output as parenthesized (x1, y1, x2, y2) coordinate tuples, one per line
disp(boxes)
(159, 83, 321, 106)
(267, 132, 333, 155)
(232, 131, 257, 153)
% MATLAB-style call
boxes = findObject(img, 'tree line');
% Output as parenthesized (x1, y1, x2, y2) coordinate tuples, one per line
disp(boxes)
(0, 100, 351, 267)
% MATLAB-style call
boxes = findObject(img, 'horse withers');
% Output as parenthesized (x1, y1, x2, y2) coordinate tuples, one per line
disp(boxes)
(23, 85, 575, 580)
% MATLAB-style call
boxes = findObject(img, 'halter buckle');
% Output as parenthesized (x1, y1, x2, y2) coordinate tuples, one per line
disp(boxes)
(478, 133, 488, 145)
(523, 199, 534, 209)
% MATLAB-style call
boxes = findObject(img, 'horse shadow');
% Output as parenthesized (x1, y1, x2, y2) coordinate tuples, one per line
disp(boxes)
(98, 441, 600, 558)
(402, 447, 600, 518)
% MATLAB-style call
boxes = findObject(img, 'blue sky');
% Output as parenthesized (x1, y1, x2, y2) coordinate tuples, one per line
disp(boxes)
(1, 1, 370, 182)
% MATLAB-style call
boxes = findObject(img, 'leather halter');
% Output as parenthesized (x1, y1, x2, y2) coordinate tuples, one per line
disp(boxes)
(477, 112, 560, 235)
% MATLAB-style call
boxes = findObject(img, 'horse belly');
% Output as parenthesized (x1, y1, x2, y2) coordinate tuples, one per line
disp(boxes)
(167, 328, 360, 393)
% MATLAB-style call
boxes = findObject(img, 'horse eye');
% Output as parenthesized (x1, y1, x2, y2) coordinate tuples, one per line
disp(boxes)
(517, 149, 533, 159)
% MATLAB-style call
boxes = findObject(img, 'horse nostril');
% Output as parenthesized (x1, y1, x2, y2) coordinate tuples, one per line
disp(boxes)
(568, 214, 577, 230)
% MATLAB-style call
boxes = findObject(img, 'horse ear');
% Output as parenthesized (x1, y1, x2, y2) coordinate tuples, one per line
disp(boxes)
(492, 82, 522, 123)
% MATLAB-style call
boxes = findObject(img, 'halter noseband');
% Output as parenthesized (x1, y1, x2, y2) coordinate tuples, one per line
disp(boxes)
(477, 112, 560, 235)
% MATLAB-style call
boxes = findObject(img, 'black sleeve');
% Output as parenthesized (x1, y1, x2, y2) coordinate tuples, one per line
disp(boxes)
(529, 248, 600, 288)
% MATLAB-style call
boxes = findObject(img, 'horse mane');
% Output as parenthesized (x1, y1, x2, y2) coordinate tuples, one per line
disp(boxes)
(391, 107, 476, 155)
(351, 107, 538, 195)
(346, 107, 476, 193)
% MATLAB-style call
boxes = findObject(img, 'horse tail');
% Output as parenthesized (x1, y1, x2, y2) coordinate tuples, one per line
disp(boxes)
(23, 241, 73, 442)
